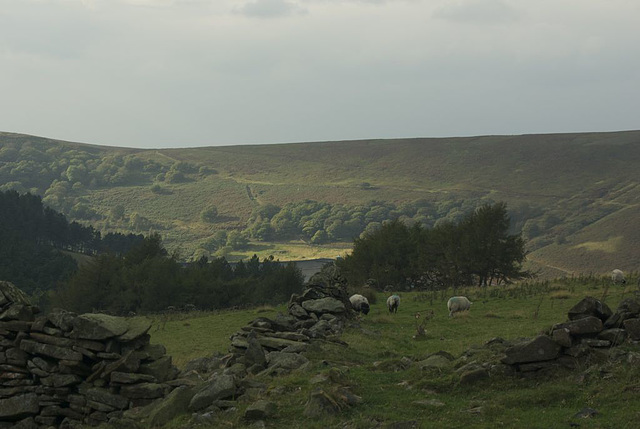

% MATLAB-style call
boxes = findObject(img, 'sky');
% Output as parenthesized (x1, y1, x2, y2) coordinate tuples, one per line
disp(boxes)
(1, 0, 639, 149)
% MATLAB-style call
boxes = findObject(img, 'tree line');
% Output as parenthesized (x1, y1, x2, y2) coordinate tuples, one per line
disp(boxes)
(0, 190, 144, 294)
(51, 235, 304, 315)
(337, 202, 531, 290)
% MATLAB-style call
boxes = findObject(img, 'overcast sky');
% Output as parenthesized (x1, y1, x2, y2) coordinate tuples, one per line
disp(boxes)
(1, 0, 638, 148)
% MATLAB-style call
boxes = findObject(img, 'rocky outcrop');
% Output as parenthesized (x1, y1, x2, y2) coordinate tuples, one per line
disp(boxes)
(0, 281, 180, 427)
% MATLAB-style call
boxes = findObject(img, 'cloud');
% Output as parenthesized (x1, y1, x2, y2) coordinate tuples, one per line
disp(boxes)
(433, 0, 518, 24)
(235, 0, 307, 18)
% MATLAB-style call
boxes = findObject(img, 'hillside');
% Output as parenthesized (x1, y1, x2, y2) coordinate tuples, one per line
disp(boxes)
(1, 130, 639, 276)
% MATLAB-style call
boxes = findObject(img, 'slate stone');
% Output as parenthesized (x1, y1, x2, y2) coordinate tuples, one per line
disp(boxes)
(139, 356, 177, 383)
(119, 383, 165, 399)
(70, 314, 129, 340)
(0, 393, 39, 420)
(85, 387, 129, 410)
(502, 336, 562, 364)
(553, 316, 603, 336)
(0, 281, 32, 306)
(110, 371, 156, 384)
(40, 374, 81, 387)
(117, 317, 152, 342)
(189, 374, 236, 411)
(0, 305, 34, 322)
(289, 303, 309, 319)
(47, 308, 77, 332)
(20, 340, 83, 361)
(244, 332, 266, 367)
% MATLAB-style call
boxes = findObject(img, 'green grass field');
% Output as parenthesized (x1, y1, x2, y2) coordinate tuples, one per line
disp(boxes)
(148, 275, 640, 428)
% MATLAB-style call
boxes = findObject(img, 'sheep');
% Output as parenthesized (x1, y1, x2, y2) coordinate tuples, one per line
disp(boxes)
(349, 294, 370, 315)
(447, 296, 472, 317)
(387, 294, 400, 314)
(612, 269, 626, 285)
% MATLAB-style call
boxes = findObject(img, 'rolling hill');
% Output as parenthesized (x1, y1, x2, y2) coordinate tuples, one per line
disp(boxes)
(1, 130, 639, 278)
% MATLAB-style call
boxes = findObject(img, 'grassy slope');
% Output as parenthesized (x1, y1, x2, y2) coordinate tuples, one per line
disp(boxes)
(150, 276, 640, 428)
(2, 130, 640, 274)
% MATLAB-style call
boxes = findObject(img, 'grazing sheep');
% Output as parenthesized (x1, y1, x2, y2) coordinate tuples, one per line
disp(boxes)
(612, 269, 626, 285)
(349, 294, 370, 315)
(387, 295, 400, 314)
(447, 296, 472, 317)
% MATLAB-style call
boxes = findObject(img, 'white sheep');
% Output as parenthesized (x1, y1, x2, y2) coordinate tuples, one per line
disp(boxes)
(387, 295, 400, 314)
(349, 294, 370, 315)
(612, 269, 626, 285)
(447, 296, 472, 317)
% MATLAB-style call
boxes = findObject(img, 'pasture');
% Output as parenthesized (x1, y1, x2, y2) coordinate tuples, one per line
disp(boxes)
(149, 275, 640, 428)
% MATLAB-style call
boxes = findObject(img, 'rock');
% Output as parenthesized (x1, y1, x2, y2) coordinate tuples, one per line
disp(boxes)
(139, 356, 178, 383)
(47, 308, 77, 332)
(71, 314, 129, 340)
(288, 303, 309, 319)
(616, 298, 640, 317)
(147, 385, 196, 427)
(110, 371, 156, 384)
(40, 374, 82, 387)
(417, 354, 451, 370)
(244, 332, 267, 368)
(551, 328, 572, 348)
(574, 407, 599, 419)
(0, 304, 35, 322)
(581, 338, 610, 348)
(0, 281, 32, 307)
(266, 351, 309, 370)
(413, 399, 445, 407)
(302, 298, 346, 314)
(120, 383, 165, 399)
(244, 400, 277, 420)
(20, 339, 83, 361)
(597, 328, 627, 346)
(568, 297, 612, 321)
(624, 318, 640, 340)
(553, 316, 603, 336)
(189, 374, 237, 411)
(459, 368, 490, 385)
(182, 354, 223, 375)
(117, 317, 152, 342)
(0, 393, 39, 420)
(85, 387, 129, 410)
(304, 389, 341, 417)
(502, 336, 562, 364)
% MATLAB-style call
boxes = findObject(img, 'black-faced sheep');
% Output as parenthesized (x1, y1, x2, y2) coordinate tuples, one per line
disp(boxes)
(447, 296, 472, 317)
(387, 294, 400, 314)
(349, 294, 370, 315)
(612, 269, 626, 285)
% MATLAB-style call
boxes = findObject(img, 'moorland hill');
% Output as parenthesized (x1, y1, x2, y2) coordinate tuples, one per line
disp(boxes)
(1, 130, 639, 277)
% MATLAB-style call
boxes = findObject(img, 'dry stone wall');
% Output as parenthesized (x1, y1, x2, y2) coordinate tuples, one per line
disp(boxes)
(0, 281, 180, 428)
(501, 295, 640, 372)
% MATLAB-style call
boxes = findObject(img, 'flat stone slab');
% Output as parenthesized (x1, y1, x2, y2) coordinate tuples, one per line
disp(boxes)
(553, 316, 603, 336)
(302, 297, 346, 314)
(71, 314, 129, 340)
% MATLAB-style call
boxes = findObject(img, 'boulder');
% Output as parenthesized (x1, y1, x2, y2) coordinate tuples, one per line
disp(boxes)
(0, 281, 32, 307)
(147, 386, 196, 427)
(117, 318, 152, 342)
(244, 332, 267, 368)
(502, 336, 562, 364)
(597, 329, 627, 346)
(551, 328, 572, 348)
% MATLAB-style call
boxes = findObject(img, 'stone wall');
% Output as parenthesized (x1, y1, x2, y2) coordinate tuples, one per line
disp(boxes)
(502, 295, 640, 372)
(0, 281, 179, 428)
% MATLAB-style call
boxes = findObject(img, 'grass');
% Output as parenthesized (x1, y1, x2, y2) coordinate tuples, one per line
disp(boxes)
(147, 275, 640, 428)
